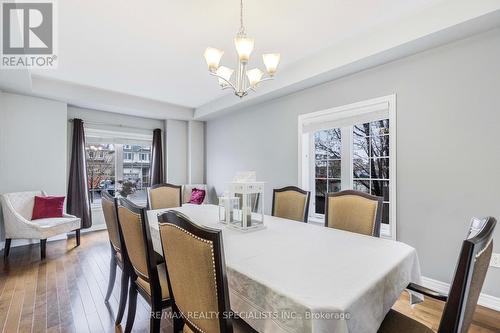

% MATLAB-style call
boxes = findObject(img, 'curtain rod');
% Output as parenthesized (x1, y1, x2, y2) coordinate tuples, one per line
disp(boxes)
(68, 118, 163, 132)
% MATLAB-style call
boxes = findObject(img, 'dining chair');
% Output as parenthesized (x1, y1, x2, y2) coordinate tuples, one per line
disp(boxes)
(378, 216, 496, 333)
(101, 191, 128, 325)
(272, 186, 310, 222)
(158, 210, 257, 333)
(325, 190, 383, 237)
(147, 183, 182, 210)
(116, 198, 172, 333)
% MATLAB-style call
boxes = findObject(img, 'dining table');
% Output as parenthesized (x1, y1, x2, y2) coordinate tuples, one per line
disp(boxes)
(146, 204, 422, 333)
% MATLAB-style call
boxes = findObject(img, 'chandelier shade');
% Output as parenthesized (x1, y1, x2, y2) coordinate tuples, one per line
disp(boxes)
(203, 47, 224, 72)
(203, 0, 280, 98)
(263, 53, 280, 76)
(216, 66, 234, 86)
(234, 36, 254, 63)
(246, 68, 264, 87)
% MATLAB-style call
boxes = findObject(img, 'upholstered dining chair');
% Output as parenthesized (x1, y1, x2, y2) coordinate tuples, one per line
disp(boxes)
(378, 216, 496, 333)
(158, 210, 257, 333)
(272, 186, 311, 222)
(100, 191, 128, 325)
(116, 198, 172, 333)
(325, 190, 383, 237)
(147, 183, 182, 210)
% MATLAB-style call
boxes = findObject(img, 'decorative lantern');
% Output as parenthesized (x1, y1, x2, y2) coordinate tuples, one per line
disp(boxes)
(218, 196, 239, 224)
(227, 181, 265, 231)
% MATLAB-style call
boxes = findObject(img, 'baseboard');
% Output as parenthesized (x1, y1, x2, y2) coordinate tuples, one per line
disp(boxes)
(422, 276, 500, 312)
(0, 224, 107, 251)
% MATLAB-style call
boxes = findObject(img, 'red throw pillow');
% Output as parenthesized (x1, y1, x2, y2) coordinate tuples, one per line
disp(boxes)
(32, 196, 65, 220)
(189, 188, 206, 205)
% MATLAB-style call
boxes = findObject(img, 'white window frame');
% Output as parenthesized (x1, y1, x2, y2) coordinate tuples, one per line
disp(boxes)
(298, 94, 397, 239)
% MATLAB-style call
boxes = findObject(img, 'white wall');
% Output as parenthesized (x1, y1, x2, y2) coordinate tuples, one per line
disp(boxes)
(206, 28, 500, 297)
(188, 121, 205, 184)
(0, 92, 68, 244)
(166, 120, 188, 184)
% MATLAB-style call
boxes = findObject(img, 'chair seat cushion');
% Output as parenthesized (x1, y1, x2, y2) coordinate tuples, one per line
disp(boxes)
(136, 263, 170, 300)
(378, 309, 434, 333)
(32, 216, 81, 239)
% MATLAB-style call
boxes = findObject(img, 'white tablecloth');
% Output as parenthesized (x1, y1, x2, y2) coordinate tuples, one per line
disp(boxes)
(147, 204, 421, 333)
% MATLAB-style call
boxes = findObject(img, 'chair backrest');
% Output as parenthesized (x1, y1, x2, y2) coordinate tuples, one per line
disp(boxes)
(158, 211, 232, 333)
(147, 183, 182, 210)
(2, 190, 45, 220)
(272, 186, 311, 222)
(116, 198, 160, 295)
(438, 217, 496, 333)
(101, 191, 121, 252)
(325, 190, 383, 237)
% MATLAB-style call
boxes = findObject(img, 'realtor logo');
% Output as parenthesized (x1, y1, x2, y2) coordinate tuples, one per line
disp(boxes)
(1, 0, 57, 68)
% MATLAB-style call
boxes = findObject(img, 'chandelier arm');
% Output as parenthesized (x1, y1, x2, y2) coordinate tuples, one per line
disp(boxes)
(209, 72, 238, 91)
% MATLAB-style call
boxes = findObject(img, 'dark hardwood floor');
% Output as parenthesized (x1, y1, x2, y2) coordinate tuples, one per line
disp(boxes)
(0, 231, 499, 333)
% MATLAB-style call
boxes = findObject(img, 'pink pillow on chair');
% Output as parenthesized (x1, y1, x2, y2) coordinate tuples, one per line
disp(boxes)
(32, 196, 65, 220)
(189, 188, 206, 205)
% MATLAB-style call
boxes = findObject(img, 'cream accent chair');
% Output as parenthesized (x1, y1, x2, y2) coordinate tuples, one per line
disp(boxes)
(158, 210, 256, 333)
(325, 190, 383, 237)
(182, 184, 209, 204)
(272, 186, 311, 222)
(147, 183, 182, 210)
(1, 190, 81, 259)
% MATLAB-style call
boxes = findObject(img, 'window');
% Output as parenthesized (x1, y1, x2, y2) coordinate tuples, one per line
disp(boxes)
(85, 129, 153, 206)
(299, 95, 396, 238)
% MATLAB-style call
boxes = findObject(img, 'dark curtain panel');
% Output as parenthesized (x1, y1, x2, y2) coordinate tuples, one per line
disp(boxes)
(67, 119, 92, 228)
(150, 128, 164, 186)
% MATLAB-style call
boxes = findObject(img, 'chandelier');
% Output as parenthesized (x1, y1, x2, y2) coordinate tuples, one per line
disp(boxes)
(203, 0, 280, 98)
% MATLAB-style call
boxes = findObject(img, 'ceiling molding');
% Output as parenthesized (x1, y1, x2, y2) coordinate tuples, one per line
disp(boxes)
(28, 75, 194, 120)
(194, 0, 500, 120)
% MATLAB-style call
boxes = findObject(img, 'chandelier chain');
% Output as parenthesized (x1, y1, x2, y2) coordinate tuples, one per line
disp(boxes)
(239, 0, 245, 35)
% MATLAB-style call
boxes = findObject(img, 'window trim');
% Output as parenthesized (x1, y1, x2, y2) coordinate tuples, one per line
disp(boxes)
(298, 94, 397, 239)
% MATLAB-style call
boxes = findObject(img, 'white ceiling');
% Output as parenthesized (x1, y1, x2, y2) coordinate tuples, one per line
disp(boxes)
(31, 0, 447, 109)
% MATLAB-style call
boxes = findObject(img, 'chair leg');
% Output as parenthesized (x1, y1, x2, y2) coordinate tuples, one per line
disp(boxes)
(115, 269, 129, 325)
(124, 282, 138, 333)
(40, 239, 47, 260)
(4, 239, 12, 259)
(105, 254, 117, 302)
(150, 303, 161, 333)
(75, 229, 81, 246)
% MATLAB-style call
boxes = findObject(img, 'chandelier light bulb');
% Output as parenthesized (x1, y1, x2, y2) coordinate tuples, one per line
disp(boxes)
(204, 47, 224, 72)
(263, 53, 280, 76)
